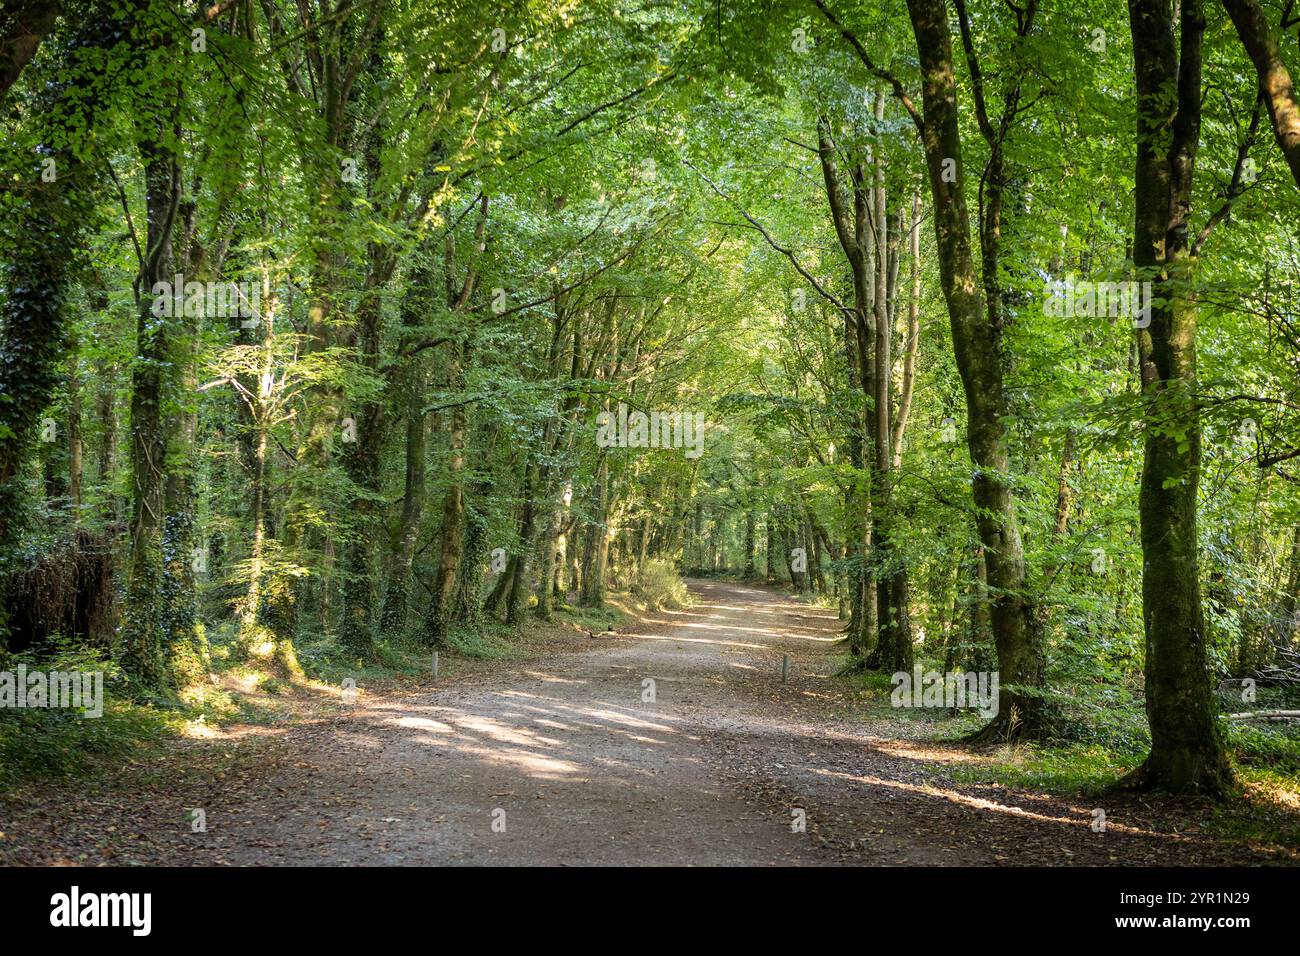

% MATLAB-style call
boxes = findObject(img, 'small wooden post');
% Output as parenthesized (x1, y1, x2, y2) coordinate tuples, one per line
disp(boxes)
(781, 654, 789, 683)
(432, 651, 439, 680)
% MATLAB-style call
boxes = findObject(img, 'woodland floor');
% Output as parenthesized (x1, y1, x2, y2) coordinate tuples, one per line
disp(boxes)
(1, 579, 1296, 866)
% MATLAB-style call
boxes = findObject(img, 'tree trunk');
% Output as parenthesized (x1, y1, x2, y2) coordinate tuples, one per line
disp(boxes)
(868, 170, 912, 672)
(424, 343, 467, 645)
(380, 262, 433, 635)
(67, 357, 82, 511)
(903, 0, 1044, 736)
(457, 494, 490, 628)
(337, 265, 390, 658)
(121, 130, 178, 693)
(0, 0, 61, 99)
(506, 462, 539, 625)
(816, 113, 878, 661)
(1124, 0, 1233, 796)
(743, 510, 756, 578)
(535, 507, 561, 620)
(581, 454, 608, 607)
(1274, 524, 1300, 646)
(892, 193, 923, 468)
(1220, 0, 1300, 188)
(160, 194, 207, 685)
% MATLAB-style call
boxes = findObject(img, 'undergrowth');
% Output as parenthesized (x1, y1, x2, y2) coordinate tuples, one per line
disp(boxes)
(831, 652, 1300, 849)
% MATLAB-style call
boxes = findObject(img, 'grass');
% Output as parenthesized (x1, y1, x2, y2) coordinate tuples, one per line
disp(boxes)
(560, 602, 622, 631)
(828, 652, 1300, 850)
(949, 743, 1139, 795)
(0, 653, 271, 793)
(829, 654, 994, 734)
(289, 633, 436, 685)
(832, 663, 900, 713)
(944, 733, 1300, 850)
(0, 699, 176, 793)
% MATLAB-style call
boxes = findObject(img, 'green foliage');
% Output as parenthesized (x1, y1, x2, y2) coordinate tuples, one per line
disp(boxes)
(0, 646, 162, 792)
(633, 558, 692, 610)
(4, 0, 1300, 821)
(950, 743, 1141, 797)
(0, 698, 174, 794)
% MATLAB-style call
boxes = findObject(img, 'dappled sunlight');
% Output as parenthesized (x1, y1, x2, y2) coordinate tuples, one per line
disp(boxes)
(1267, 786, 1300, 812)
(10, 576, 1290, 868)
(577, 707, 678, 734)
(865, 737, 998, 765)
(808, 768, 1170, 840)
(674, 620, 838, 642)
(623, 630, 770, 650)
(494, 692, 676, 731)
(372, 712, 624, 780)
(628, 606, 843, 642)
(530, 718, 576, 731)
(518, 671, 589, 685)
(347, 680, 688, 787)
(452, 712, 569, 748)
(679, 601, 825, 617)
(795, 688, 845, 702)
(180, 718, 224, 739)
(487, 697, 664, 732)
(391, 715, 456, 734)
(426, 737, 583, 779)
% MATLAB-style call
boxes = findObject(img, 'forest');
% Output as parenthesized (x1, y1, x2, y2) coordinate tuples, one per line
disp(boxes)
(3, 0, 1300, 869)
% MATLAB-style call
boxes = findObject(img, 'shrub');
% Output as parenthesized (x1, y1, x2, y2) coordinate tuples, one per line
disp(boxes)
(633, 559, 691, 610)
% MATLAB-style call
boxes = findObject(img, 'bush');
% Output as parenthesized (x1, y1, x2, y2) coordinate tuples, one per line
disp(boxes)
(0, 647, 173, 793)
(633, 559, 691, 610)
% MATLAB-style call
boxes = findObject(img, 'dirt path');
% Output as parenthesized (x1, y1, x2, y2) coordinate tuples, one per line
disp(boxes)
(194, 579, 839, 866)
(2, 580, 1293, 865)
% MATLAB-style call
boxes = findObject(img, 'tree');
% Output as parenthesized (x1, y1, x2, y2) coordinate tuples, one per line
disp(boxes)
(1123, 0, 1233, 795)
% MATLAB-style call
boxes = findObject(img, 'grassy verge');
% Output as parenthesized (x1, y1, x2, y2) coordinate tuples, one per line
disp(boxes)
(0, 597, 629, 799)
(943, 728, 1300, 850)
(830, 654, 1300, 849)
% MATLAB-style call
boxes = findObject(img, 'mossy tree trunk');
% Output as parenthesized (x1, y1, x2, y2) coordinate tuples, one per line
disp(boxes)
(424, 341, 467, 646)
(815, 112, 877, 662)
(1124, 0, 1233, 796)
(865, 0, 1047, 735)
(121, 126, 179, 694)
